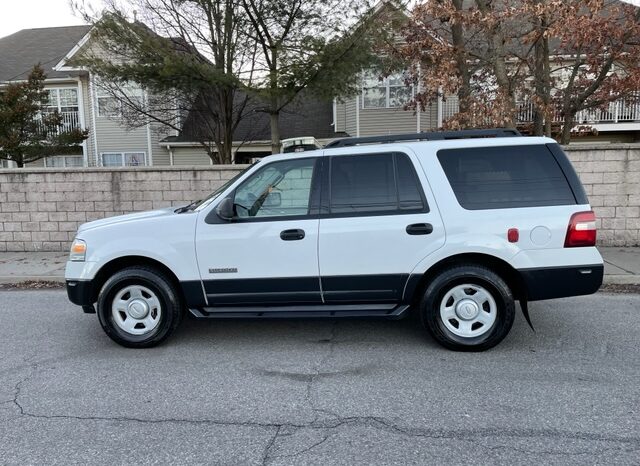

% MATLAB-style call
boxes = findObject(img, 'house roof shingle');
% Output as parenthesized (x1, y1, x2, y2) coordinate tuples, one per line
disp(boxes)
(169, 92, 345, 144)
(0, 25, 92, 82)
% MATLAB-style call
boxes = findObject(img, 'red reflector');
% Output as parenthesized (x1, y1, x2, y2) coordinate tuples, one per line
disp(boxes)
(507, 228, 519, 243)
(565, 211, 597, 247)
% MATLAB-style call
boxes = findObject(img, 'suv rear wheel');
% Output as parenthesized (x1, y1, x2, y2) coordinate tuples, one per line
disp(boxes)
(420, 264, 515, 351)
(96, 266, 183, 348)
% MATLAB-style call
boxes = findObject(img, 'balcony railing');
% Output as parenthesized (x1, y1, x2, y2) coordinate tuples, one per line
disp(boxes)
(516, 95, 640, 125)
(440, 94, 640, 126)
(36, 110, 81, 135)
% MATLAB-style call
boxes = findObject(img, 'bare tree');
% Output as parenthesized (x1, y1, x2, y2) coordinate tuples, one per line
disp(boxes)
(240, 0, 384, 153)
(73, 0, 258, 163)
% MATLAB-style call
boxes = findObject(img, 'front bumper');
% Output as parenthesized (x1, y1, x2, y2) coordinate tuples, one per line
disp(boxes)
(66, 279, 95, 306)
(520, 264, 604, 301)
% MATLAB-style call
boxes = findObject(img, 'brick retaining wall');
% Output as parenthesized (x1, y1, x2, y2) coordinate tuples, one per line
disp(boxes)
(564, 145, 640, 247)
(0, 166, 246, 252)
(0, 144, 638, 252)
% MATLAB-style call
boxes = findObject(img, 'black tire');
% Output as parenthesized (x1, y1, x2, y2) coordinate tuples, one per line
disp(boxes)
(419, 264, 515, 352)
(96, 266, 183, 348)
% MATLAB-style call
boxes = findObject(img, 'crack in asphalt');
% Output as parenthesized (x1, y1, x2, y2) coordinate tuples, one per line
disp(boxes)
(5, 336, 640, 463)
(8, 383, 640, 460)
(306, 321, 339, 424)
(261, 425, 281, 466)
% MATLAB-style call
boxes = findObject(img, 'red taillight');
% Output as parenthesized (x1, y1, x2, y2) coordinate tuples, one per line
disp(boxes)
(565, 211, 597, 247)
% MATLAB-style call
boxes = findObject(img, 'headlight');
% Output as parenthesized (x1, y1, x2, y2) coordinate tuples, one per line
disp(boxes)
(69, 239, 87, 262)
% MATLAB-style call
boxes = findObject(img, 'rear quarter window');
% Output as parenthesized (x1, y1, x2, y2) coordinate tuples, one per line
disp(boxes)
(437, 145, 578, 210)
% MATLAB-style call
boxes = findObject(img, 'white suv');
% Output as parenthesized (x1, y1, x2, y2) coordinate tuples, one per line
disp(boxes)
(65, 129, 603, 351)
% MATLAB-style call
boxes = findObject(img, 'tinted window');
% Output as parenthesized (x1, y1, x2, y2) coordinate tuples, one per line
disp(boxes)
(329, 153, 426, 215)
(397, 153, 425, 210)
(437, 145, 576, 210)
(234, 158, 316, 218)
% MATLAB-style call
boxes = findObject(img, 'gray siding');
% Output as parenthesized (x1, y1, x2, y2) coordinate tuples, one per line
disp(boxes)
(345, 97, 357, 136)
(171, 146, 211, 166)
(359, 107, 418, 136)
(81, 76, 95, 165)
(335, 100, 346, 133)
(341, 95, 441, 136)
(420, 102, 438, 131)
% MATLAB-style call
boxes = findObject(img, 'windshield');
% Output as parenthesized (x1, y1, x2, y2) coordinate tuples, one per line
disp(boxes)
(193, 162, 258, 212)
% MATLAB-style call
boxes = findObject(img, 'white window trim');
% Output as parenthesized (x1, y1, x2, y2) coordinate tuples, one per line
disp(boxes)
(44, 87, 80, 113)
(361, 72, 414, 109)
(100, 151, 147, 167)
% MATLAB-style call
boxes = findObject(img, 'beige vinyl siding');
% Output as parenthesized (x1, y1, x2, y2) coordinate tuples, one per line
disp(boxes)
(345, 97, 357, 136)
(359, 107, 418, 136)
(26, 158, 45, 168)
(150, 123, 171, 166)
(80, 77, 95, 166)
(171, 146, 211, 166)
(335, 100, 347, 133)
(419, 102, 438, 131)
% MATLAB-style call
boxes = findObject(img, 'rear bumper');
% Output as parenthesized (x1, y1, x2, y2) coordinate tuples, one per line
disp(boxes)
(519, 264, 603, 301)
(66, 280, 95, 306)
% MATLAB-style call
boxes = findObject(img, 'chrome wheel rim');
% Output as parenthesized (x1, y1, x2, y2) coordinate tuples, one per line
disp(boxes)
(111, 285, 162, 336)
(439, 284, 497, 338)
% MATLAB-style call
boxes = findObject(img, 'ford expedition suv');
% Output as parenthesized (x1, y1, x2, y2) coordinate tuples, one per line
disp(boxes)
(65, 129, 603, 351)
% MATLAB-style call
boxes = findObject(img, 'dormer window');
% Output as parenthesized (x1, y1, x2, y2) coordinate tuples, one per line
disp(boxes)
(362, 70, 413, 109)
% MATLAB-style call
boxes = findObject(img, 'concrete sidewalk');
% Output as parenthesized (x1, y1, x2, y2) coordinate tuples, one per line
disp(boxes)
(0, 247, 637, 285)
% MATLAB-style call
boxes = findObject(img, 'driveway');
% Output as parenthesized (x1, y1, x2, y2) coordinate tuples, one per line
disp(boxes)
(0, 290, 639, 465)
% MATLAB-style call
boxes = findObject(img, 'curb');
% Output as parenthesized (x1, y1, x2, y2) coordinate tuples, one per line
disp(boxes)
(0, 276, 66, 284)
(603, 275, 640, 285)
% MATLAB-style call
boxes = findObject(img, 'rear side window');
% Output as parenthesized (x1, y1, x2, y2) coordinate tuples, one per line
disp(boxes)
(329, 152, 427, 215)
(437, 145, 577, 210)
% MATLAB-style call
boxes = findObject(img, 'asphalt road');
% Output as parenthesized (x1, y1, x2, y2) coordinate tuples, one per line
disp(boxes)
(0, 290, 639, 465)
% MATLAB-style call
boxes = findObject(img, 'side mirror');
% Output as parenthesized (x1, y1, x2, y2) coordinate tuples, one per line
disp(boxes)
(216, 197, 235, 221)
(264, 191, 282, 208)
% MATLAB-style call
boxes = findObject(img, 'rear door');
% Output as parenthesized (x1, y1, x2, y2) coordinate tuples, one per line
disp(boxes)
(318, 150, 445, 304)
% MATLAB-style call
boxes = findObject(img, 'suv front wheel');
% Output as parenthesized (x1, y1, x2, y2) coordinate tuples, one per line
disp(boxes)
(96, 266, 183, 348)
(420, 264, 515, 351)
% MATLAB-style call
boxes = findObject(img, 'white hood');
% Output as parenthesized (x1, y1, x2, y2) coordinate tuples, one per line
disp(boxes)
(77, 207, 178, 233)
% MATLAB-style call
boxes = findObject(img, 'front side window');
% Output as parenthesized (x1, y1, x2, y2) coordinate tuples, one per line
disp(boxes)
(101, 152, 146, 167)
(362, 71, 413, 109)
(234, 158, 316, 218)
(329, 152, 427, 215)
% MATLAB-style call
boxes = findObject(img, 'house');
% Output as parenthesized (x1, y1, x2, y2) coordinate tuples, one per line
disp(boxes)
(0, 25, 173, 168)
(162, 93, 348, 165)
(0, 25, 350, 167)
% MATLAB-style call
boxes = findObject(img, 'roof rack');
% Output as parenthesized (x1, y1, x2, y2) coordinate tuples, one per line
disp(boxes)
(324, 128, 522, 148)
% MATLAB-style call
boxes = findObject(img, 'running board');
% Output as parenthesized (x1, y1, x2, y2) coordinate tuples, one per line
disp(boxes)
(189, 304, 411, 319)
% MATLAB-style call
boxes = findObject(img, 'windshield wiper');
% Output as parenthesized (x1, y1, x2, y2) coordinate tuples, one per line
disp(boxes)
(175, 199, 201, 213)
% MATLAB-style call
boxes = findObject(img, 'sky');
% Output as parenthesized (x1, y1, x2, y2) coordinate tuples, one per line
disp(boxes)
(1, 0, 640, 39)
(0, 0, 102, 39)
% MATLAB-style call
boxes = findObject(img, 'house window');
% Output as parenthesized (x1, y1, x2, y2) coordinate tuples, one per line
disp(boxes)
(362, 71, 413, 109)
(43, 88, 80, 131)
(101, 152, 147, 167)
(0, 160, 10, 168)
(96, 83, 144, 117)
(45, 155, 84, 168)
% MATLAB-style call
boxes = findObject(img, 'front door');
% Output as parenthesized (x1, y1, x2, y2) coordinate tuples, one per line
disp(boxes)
(196, 157, 322, 307)
(318, 150, 445, 304)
